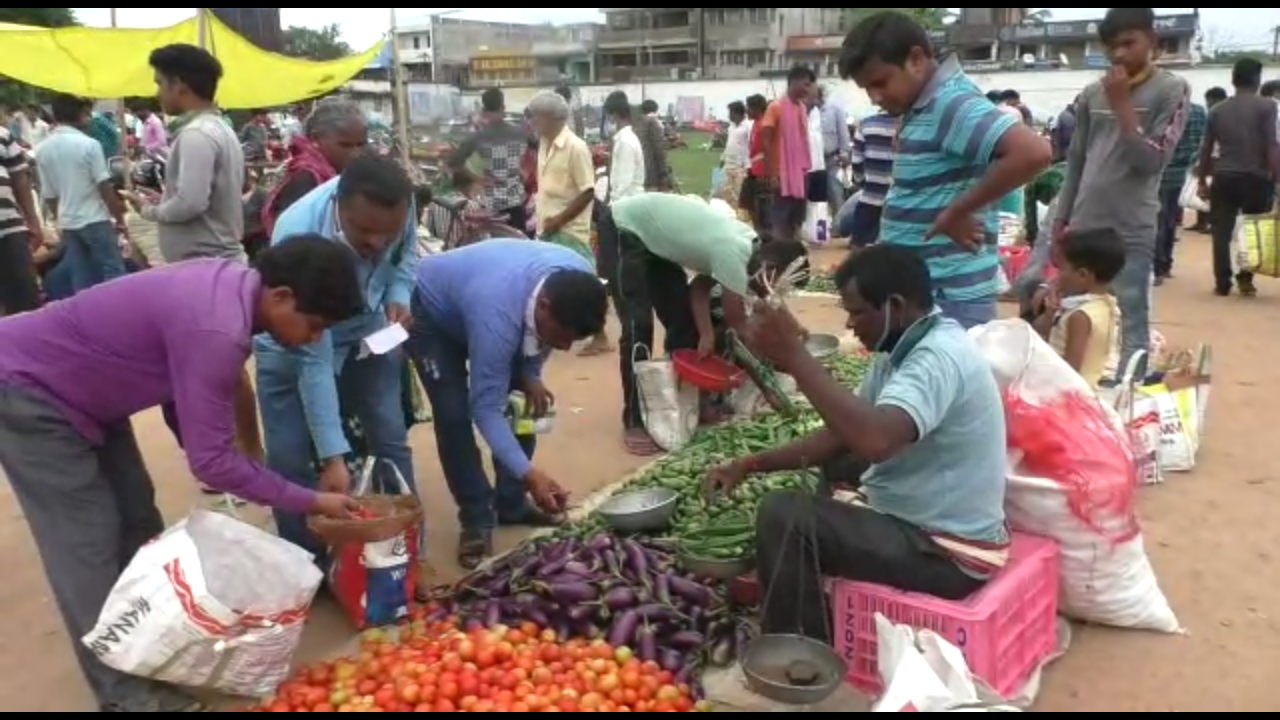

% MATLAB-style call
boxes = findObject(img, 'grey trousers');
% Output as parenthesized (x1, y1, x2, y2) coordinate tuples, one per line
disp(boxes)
(0, 385, 165, 709)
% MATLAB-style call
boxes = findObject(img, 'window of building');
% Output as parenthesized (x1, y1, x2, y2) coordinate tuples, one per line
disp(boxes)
(749, 8, 769, 24)
(609, 13, 634, 30)
(412, 36, 420, 50)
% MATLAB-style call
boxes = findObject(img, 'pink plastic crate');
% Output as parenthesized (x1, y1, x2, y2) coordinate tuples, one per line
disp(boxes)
(832, 532, 1060, 698)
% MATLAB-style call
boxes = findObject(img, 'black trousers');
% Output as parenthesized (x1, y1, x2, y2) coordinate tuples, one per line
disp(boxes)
(616, 229, 699, 430)
(756, 454, 984, 643)
(1209, 173, 1275, 291)
(0, 231, 40, 316)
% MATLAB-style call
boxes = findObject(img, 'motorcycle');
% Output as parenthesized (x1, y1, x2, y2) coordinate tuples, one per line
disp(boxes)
(107, 154, 165, 193)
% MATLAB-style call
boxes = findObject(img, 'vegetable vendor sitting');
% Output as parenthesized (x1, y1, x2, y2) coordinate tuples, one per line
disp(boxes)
(704, 245, 1008, 643)
(608, 192, 809, 457)
(407, 239, 610, 569)
(253, 154, 424, 582)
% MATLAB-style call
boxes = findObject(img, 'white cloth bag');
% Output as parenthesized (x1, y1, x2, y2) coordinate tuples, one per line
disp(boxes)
(83, 510, 322, 696)
(871, 614, 1023, 712)
(633, 350, 699, 452)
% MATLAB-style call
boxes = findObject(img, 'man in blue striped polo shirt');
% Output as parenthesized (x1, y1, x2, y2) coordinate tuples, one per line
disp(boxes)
(837, 12, 1051, 327)
(836, 110, 897, 247)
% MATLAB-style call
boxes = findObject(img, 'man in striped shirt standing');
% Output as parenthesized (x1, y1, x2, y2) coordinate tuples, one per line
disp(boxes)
(0, 125, 44, 316)
(837, 111, 896, 247)
(837, 12, 1051, 328)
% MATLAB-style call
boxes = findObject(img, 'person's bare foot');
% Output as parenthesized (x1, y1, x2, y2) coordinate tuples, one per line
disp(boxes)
(577, 334, 614, 357)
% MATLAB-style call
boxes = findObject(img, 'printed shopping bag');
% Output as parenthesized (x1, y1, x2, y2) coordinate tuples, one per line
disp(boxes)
(1140, 343, 1211, 473)
(83, 511, 320, 696)
(1232, 212, 1280, 278)
(1102, 351, 1163, 485)
(321, 458, 424, 628)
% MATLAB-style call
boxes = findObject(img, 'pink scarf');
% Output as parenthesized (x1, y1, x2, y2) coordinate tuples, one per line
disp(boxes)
(262, 136, 338, 237)
(775, 97, 811, 200)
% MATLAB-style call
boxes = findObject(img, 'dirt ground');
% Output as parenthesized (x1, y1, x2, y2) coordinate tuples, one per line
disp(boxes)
(1, 235, 1276, 711)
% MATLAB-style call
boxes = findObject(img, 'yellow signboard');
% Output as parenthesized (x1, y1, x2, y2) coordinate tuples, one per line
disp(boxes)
(471, 56, 535, 71)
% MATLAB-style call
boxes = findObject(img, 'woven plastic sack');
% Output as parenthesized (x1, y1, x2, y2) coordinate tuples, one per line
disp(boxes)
(970, 320, 1181, 632)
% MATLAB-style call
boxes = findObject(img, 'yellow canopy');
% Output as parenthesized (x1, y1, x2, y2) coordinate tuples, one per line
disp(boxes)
(0, 11, 384, 109)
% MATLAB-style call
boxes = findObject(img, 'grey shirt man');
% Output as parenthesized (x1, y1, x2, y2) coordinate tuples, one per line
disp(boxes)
(143, 112, 246, 263)
(1057, 69, 1190, 253)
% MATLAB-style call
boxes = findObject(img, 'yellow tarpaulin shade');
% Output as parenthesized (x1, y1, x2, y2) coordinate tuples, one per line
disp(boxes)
(0, 11, 384, 109)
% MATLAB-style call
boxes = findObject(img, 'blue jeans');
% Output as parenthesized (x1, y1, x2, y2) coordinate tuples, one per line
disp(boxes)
(936, 295, 996, 330)
(1112, 246, 1153, 378)
(62, 221, 125, 293)
(407, 294, 534, 533)
(254, 344, 416, 559)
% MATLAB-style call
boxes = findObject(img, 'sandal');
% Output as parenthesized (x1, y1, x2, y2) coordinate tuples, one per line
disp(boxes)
(623, 429, 663, 457)
(456, 531, 492, 571)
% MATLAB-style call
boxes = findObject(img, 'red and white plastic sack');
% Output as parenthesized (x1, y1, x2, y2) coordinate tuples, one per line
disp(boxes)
(871, 614, 1023, 712)
(969, 320, 1181, 633)
(83, 510, 321, 696)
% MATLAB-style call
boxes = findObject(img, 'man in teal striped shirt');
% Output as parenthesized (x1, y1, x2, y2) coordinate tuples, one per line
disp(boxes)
(837, 12, 1051, 327)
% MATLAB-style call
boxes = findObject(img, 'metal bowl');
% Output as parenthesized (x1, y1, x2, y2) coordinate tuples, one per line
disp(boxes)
(805, 333, 841, 360)
(596, 487, 680, 533)
(741, 633, 848, 706)
(679, 551, 755, 581)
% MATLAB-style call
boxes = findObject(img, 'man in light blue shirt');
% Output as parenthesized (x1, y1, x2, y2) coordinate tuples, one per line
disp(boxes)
(407, 239, 608, 569)
(34, 94, 128, 294)
(818, 87, 852, 217)
(252, 154, 419, 566)
(705, 244, 1007, 642)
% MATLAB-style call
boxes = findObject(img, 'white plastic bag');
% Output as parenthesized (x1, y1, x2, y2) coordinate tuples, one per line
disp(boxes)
(970, 320, 1181, 633)
(1139, 383, 1201, 472)
(83, 510, 322, 696)
(728, 373, 796, 416)
(1178, 173, 1209, 213)
(1099, 351, 1164, 486)
(872, 614, 1022, 712)
(803, 202, 831, 245)
(633, 352, 699, 452)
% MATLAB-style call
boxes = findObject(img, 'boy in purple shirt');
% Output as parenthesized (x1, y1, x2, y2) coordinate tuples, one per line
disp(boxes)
(0, 236, 363, 712)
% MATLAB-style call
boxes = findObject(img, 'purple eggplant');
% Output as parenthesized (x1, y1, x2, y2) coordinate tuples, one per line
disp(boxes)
(602, 548, 623, 576)
(535, 555, 571, 578)
(675, 665, 695, 685)
(667, 576, 716, 606)
(654, 574, 673, 604)
(562, 560, 593, 576)
(524, 606, 551, 627)
(620, 538, 649, 580)
(636, 624, 658, 661)
(587, 534, 614, 552)
(663, 630, 705, 651)
(602, 586, 638, 610)
(606, 608, 642, 648)
(658, 648, 685, 672)
(538, 581, 599, 603)
(483, 601, 502, 627)
(568, 604, 597, 622)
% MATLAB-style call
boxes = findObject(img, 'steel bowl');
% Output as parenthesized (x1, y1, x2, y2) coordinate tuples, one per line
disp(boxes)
(679, 551, 755, 581)
(805, 333, 841, 361)
(596, 487, 680, 533)
(741, 633, 848, 706)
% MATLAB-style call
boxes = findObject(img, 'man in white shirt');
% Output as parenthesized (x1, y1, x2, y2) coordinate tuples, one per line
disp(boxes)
(604, 91, 645, 203)
(720, 101, 752, 208)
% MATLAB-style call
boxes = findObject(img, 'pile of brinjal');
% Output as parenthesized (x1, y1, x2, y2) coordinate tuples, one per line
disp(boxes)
(443, 532, 752, 682)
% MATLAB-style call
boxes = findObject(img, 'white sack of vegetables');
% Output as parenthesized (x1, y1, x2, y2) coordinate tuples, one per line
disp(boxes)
(970, 320, 1181, 633)
(83, 510, 322, 696)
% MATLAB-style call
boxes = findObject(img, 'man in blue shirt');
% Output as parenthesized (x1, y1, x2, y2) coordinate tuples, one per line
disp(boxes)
(836, 11, 1050, 328)
(706, 244, 1008, 641)
(407, 239, 608, 568)
(253, 154, 420, 567)
(837, 110, 897, 246)
(34, 94, 129, 294)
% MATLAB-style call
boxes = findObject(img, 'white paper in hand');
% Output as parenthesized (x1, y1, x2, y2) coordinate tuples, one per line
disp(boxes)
(358, 323, 409, 360)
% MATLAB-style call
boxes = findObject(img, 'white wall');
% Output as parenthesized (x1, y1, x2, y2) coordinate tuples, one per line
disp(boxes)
(477, 66, 1236, 121)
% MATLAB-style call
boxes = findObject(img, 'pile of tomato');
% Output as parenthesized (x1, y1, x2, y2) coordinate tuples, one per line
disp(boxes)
(242, 609, 708, 712)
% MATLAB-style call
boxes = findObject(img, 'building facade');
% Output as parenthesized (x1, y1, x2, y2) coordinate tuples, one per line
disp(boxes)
(998, 12, 1199, 68)
(395, 16, 570, 86)
(596, 8, 847, 81)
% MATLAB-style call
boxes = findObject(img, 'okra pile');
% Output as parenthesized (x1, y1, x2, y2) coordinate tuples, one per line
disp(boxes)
(577, 354, 873, 558)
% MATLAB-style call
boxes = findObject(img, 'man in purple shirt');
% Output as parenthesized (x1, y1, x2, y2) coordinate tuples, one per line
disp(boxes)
(0, 235, 363, 712)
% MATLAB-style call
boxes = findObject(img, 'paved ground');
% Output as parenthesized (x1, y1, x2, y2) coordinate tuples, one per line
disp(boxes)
(1, 236, 1276, 711)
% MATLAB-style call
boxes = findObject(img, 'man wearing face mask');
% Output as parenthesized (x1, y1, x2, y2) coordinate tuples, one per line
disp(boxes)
(704, 245, 1008, 643)
(252, 154, 422, 576)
